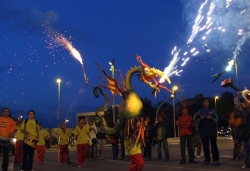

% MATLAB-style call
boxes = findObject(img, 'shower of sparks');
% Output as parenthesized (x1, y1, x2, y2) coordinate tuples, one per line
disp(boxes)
(43, 25, 89, 87)
(160, 47, 182, 83)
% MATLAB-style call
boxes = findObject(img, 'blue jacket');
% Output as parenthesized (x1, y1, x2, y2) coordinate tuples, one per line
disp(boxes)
(195, 107, 218, 138)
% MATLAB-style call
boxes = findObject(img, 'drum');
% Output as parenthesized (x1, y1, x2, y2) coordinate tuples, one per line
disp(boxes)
(23, 134, 38, 148)
(0, 138, 10, 146)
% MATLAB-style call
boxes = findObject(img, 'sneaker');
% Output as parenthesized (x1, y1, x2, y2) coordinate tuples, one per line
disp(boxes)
(241, 165, 249, 169)
(201, 161, 210, 165)
(77, 165, 82, 167)
(213, 161, 220, 165)
(196, 155, 201, 158)
(179, 160, 186, 164)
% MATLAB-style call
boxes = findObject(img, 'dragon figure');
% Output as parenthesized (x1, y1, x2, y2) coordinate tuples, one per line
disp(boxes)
(93, 55, 171, 168)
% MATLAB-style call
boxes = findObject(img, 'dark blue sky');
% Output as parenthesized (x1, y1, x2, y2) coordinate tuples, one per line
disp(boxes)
(1, 0, 250, 127)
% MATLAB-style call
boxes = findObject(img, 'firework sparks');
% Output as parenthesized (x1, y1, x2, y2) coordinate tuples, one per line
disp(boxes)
(44, 26, 89, 87)
(160, 47, 182, 83)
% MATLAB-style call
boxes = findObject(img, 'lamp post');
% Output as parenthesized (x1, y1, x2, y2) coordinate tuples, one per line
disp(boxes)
(65, 118, 69, 124)
(172, 86, 178, 138)
(226, 59, 239, 102)
(214, 96, 219, 113)
(109, 59, 116, 124)
(56, 78, 61, 128)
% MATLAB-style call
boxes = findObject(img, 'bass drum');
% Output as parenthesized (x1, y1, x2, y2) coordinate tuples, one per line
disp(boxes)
(23, 134, 38, 148)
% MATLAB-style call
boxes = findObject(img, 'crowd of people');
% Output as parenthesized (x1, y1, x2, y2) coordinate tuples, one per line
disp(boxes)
(0, 97, 249, 170)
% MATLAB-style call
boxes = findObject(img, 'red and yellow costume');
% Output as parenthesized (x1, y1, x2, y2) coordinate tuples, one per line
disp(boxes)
(125, 138, 144, 171)
(54, 123, 71, 163)
(35, 128, 49, 163)
(73, 124, 89, 167)
(14, 120, 24, 165)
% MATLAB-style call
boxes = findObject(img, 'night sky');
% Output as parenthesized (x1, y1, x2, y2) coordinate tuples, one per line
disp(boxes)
(1, 0, 250, 127)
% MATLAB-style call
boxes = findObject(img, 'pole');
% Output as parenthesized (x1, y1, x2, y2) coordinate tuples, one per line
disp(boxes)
(214, 98, 217, 113)
(235, 60, 239, 103)
(112, 65, 115, 124)
(57, 81, 61, 128)
(173, 97, 176, 138)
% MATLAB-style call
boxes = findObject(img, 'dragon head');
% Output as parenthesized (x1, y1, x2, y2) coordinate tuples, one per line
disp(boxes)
(136, 55, 172, 95)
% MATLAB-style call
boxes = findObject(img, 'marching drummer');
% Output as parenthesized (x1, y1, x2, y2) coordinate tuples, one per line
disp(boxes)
(21, 110, 40, 171)
(13, 120, 24, 167)
(35, 123, 49, 163)
(0, 107, 17, 171)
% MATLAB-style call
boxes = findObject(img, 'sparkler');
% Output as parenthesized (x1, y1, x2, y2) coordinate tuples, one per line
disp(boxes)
(44, 26, 89, 87)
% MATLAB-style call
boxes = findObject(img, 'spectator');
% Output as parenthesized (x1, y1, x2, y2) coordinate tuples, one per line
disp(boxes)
(153, 115, 169, 160)
(87, 119, 97, 161)
(143, 117, 153, 159)
(229, 110, 242, 160)
(234, 98, 250, 169)
(195, 99, 220, 165)
(193, 112, 202, 158)
(96, 122, 107, 160)
(110, 123, 120, 160)
(178, 107, 196, 164)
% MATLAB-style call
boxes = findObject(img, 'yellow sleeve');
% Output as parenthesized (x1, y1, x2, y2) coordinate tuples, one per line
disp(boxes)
(73, 127, 78, 135)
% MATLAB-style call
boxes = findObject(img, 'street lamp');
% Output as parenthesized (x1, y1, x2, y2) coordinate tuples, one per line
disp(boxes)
(214, 96, 219, 113)
(56, 78, 61, 128)
(109, 59, 116, 124)
(172, 86, 178, 138)
(65, 118, 69, 124)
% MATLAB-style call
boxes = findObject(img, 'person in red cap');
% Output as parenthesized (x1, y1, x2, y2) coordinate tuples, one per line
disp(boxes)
(14, 120, 24, 166)
(53, 122, 71, 164)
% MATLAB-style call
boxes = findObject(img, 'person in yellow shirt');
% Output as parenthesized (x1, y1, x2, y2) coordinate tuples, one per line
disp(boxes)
(14, 120, 24, 166)
(0, 107, 17, 171)
(53, 122, 71, 164)
(124, 118, 144, 171)
(21, 110, 39, 171)
(73, 116, 90, 167)
(35, 123, 49, 163)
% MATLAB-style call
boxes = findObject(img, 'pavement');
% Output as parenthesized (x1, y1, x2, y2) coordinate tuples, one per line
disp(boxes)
(5, 136, 246, 171)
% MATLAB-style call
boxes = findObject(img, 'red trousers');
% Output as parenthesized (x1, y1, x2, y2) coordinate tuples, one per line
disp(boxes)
(14, 140, 23, 165)
(58, 145, 69, 163)
(76, 144, 89, 166)
(128, 154, 144, 171)
(35, 145, 46, 162)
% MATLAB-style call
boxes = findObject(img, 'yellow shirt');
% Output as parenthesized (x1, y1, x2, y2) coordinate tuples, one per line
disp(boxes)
(21, 119, 39, 137)
(73, 125, 89, 144)
(124, 137, 142, 156)
(15, 127, 24, 140)
(37, 129, 49, 145)
(54, 128, 70, 145)
(0, 116, 17, 138)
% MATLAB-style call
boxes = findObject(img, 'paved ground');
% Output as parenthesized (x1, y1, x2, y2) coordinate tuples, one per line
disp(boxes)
(5, 136, 246, 171)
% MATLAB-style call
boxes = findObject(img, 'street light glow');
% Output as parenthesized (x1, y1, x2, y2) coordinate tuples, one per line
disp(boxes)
(56, 78, 61, 83)
(215, 96, 219, 99)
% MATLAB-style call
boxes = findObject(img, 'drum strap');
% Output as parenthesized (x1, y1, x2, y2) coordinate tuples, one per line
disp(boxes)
(24, 119, 40, 137)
